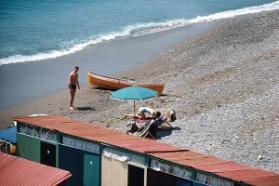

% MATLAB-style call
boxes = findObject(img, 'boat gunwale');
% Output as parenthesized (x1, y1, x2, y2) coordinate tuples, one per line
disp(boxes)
(88, 72, 165, 86)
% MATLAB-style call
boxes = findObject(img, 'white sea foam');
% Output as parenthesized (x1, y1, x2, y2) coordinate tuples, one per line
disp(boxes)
(1, 0, 279, 65)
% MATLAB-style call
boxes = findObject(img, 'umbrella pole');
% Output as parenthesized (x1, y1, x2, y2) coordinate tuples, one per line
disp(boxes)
(133, 101, 136, 119)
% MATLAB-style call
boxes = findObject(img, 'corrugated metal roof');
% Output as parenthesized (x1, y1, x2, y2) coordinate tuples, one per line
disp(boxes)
(14, 116, 177, 153)
(0, 152, 71, 186)
(14, 116, 279, 186)
(149, 151, 279, 185)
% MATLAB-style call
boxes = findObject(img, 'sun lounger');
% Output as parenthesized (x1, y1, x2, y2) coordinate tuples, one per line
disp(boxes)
(137, 120, 156, 138)
(127, 120, 155, 138)
(127, 112, 177, 138)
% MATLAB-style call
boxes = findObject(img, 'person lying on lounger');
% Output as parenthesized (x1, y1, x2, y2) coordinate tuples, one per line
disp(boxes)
(127, 109, 177, 136)
(152, 109, 176, 129)
(124, 106, 161, 120)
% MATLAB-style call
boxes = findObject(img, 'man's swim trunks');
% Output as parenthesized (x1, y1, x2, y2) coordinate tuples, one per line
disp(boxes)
(68, 83, 77, 90)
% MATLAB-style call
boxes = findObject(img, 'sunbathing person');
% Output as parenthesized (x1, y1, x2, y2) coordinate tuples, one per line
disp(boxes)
(141, 109, 177, 138)
(127, 109, 176, 136)
(152, 109, 176, 129)
(124, 106, 161, 120)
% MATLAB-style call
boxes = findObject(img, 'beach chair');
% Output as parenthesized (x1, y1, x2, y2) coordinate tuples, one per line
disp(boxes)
(136, 120, 156, 139)
(127, 120, 147, 133)
(127, 120, 155, 138)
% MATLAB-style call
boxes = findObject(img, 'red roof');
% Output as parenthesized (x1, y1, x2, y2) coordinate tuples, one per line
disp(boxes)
(149, 151, 279, 185)
(0, 152, 71, 186)
(14, 116, 279, 186)
(14, 115, 177, 153)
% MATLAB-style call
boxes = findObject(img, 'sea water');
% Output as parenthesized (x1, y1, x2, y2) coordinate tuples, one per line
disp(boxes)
(1, 0, 279, 110)
(1, 0, 279, 65)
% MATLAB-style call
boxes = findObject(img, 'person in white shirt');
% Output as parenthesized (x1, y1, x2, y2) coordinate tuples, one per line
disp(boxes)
(125, 106, 161, 120)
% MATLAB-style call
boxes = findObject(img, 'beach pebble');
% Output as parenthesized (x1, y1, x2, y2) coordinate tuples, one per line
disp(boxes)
(257, 155, 263, 160)
(38, 9, 279, 173)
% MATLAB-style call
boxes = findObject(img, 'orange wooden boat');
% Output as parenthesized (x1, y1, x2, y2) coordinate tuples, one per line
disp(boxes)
(87, 72, 165, 96)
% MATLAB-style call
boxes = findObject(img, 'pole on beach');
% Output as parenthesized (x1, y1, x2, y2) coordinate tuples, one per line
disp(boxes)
(111, 86, 157, 123)
(134, 101, 136, 119)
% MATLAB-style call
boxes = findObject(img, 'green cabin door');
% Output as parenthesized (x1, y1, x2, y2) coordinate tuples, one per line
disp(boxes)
(17, 133, 29, 159)
(83, 153, 100, 186)
(29, 136, 40, 162)
(17, 133, 40, 162)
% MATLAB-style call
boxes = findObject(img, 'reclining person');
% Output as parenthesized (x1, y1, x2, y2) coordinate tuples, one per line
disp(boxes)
(152, 109, 176, 129)
(125, 106, 161, 120)
(127, 109, 176, 135)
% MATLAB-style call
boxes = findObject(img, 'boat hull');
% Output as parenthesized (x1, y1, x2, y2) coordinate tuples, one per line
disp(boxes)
(87, 72, 165, 96)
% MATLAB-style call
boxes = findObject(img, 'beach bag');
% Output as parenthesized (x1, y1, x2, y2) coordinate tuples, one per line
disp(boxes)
(170, 110, 176, 122)
(128, 123, 139, 133)
(127, 122, 146, 133)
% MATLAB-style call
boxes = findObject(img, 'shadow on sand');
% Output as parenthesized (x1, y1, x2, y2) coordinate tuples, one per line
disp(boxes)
(76, 107, 95, 111)
(155, 126, 181, 139)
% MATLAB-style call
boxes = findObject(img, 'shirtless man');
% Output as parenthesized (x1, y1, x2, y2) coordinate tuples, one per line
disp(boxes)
(68, 66, 80, 110)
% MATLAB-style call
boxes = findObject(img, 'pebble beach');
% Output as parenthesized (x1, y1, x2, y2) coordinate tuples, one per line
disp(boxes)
(1, 9, 279, 173)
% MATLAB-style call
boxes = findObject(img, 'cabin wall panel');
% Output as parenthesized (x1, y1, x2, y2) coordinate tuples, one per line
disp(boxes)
(17, 133, 40, 162)
(29, 136, 40, 162)
(102, 155, 128, 186)
(17, 133, 29, 159)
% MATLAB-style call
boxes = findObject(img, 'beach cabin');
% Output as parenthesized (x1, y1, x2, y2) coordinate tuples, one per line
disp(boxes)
(14, 115, 279, 186)
(16, 116, 101, 186)
(59, 134, 101, 186)
(146, 151, 233, 186)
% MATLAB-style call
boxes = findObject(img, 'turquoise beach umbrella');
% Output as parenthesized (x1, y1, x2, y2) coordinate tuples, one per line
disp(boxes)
(111, 86, 157, 117)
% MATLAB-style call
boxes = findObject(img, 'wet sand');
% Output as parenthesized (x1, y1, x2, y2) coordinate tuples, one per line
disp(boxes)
(1, 10, 279, 172)
(0, 22, 211, 109)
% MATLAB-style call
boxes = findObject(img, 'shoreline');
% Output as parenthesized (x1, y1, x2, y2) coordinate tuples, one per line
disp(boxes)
(0, 21, 212, 110)
(1, 9, 279, 173)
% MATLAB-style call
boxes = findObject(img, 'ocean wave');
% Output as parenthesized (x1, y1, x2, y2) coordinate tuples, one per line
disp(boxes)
(1, 0, 279, 65)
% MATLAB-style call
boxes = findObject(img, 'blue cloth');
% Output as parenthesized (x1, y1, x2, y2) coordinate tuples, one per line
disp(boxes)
(0, 127, 17, 143)
(153, 116, 165, 126)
